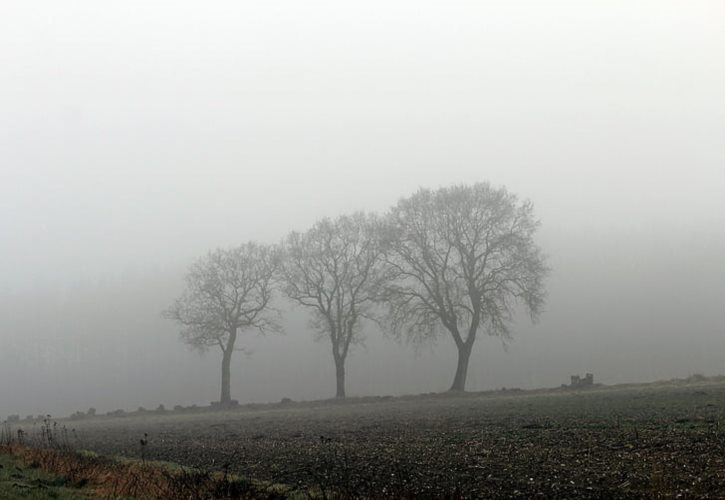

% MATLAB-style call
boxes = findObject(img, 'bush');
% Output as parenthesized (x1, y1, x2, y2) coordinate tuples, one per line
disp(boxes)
(87, 407, 96, 416)
(6, 415, 20, 423)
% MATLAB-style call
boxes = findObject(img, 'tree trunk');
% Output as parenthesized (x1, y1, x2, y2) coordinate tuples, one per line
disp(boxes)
(334, 356, 346, 398)
(449, 342, 473, 392)
(220, 328, 237, 405)
(220, 348, 232, 404)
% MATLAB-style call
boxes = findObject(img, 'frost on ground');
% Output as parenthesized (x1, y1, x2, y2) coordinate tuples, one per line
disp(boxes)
(37, 382, 725, 498)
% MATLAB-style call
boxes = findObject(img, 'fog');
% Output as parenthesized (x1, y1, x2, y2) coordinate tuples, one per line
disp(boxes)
(1, 1, 724, 417)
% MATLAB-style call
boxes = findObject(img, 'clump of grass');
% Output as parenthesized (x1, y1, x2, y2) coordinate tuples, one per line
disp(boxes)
(2, 443, 285, 499)
(0, 418, 286, 499)
(0, 452, 90, 499)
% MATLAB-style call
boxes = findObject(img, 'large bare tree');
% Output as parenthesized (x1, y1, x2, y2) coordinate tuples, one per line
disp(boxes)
(164, 242, 278, 405)
(382, 183, 548, 392)
(279, 213, 386, 398)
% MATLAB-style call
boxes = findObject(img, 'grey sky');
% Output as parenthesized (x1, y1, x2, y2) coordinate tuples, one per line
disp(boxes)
(1, 1, 724, 416)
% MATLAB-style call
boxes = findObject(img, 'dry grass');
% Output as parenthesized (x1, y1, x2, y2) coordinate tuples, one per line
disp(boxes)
(0, 442, 286, 499)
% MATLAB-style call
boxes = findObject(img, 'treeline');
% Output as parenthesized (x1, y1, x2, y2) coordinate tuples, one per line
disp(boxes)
(165, 182, 549, 403)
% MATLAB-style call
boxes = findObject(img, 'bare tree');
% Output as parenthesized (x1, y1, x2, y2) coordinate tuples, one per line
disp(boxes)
(164, 242, 278, 405)
(382, 183, 548, 392)
(279, 213, 386, 398)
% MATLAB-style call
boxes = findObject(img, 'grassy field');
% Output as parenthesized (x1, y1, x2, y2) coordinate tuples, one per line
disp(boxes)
(11, 379, 725, 498)
(0, 452, 90, 499)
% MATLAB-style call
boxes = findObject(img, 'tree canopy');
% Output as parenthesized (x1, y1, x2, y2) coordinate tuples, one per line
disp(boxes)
(279, 212, 387, 398)
(382, 183, 548, 391)
(164, 242, 279, 403)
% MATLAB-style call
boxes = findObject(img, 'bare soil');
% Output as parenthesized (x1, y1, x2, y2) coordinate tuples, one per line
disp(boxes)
(27, 381, 725, 498)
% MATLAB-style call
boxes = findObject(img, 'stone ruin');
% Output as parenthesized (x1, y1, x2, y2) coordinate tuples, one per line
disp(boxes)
(565, 373, 594, 389)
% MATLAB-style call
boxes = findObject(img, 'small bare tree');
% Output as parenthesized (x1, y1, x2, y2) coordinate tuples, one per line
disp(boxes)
(382, 183, 548, 392)
(279, 213, 386, 398)
(164, 242, 279, 405)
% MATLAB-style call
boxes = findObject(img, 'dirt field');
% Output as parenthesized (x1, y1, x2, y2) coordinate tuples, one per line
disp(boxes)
(26, 380, 725, 497)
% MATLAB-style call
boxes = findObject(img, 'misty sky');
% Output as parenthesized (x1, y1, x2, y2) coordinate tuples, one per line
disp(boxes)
(1, 1, 724, 417)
